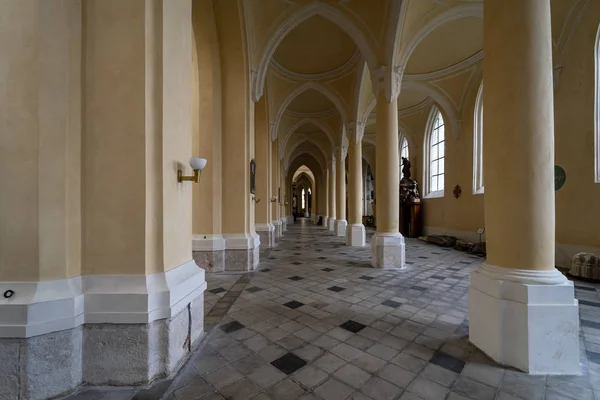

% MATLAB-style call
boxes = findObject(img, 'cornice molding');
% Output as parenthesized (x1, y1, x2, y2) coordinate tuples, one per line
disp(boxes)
(270, 48, 361, 81)
(285, 107, 339, 119)
(403, 51, 483, 82)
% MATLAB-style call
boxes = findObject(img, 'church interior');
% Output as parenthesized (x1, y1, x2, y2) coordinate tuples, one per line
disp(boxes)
(1, 0, 600, 399)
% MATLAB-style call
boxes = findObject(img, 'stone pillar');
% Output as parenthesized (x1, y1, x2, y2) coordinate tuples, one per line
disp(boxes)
(215, 0, 259, 270)
(280, 159, 287, 231)
(328, 158, 337, 231)
(272, 138, 282, 240)
(254, 96, 275, 247)
(334, 145, 348, 236)
(0, 2, 206, 398)
(370, 69, 405, 268)
(468, 0, 579, 374)
(191, 0, 225, 272)
(346, 122, 366, 246)
(322, 168, 330, 227)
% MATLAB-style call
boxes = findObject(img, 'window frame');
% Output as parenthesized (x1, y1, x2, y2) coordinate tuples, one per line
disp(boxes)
(423, 106, 446, 198)
(473, 82, 485, 194)
(595, 24, 600, 183)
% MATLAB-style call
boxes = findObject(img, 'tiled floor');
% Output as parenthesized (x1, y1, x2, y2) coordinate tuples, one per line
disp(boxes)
(65, 219, 600, 400)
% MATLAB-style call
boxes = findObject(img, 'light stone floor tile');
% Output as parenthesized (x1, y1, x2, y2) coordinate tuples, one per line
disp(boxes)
(64, 220, 600, 400)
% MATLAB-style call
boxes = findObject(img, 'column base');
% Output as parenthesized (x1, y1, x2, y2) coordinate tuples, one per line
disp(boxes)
(256, 224, 275, 248)
(334, 219, 347, 237)
(223, 233, 260, 271)
(273, 220, 282, 240)
(346, 224, 366, 246)
(322, 216, 328, 227)
(328, 218, 336, 232)
(192, 234, 226, 272)
(370, 233, 405, 269)
(281, 218, 287, 232)
(468, 264, 579, 374)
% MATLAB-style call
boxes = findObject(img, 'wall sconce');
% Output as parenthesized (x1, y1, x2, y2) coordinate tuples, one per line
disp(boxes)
(270, 196, 278, 203)
(178, 157, 207, 183)
(252, 196, 261, 203)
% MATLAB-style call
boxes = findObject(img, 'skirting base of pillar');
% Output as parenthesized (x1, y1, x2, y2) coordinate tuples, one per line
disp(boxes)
(273, 221, 282, 240)
(256, 224, 275, 248)
(281, 218, 287, 232)
(346, 224, 366, 246)
(192, 235, 226, 273)
(334, 219, 347, 237)
(328, 218, 336, 232)
(0, 296, 205, 400)
(322, 216, 328, 227)
(370, 233, 405, 269)
(468, 263, 579, 374)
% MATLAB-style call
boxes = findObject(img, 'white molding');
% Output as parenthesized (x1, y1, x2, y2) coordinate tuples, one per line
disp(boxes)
(473, 262, 567, 286)
(0, 260, 206, 338)
(270, 48, 360, 81)
(285, 107, 339, 119)
(223, 233, 261, 250)
(404, 51, 483, 82)
(256, 223, 275, 232)
(192, 234, 226, 251)
(473, 82, 484, 194)
(595, 24, 600, 183)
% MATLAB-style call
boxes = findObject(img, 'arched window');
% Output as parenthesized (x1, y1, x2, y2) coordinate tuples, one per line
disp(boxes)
(400, 137, 409, 160)
(473, 83, 484, 193)
(595, 25, 600, 183)
(301, 188, 305, 209)
(424, 107, 445, 197)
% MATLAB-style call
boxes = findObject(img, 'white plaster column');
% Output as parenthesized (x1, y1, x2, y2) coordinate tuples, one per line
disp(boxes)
(370, 69, 405, 268)
(468, 0, 579, 374)
(254, 96, 275, 247)
(334, 145, 348, 236)
(280, 159, 287, 231)
(322, 168, 330, 227)
(271, 137, 282, 239)
(328, 158, 337, 231)
(346, 122, 366, 246)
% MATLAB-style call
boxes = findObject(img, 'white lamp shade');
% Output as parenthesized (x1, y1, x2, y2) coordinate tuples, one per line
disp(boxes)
(189, 157, 207, 171)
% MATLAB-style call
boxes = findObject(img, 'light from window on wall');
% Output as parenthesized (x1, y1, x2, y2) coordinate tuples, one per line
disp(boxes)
(301, 189, 305, 209)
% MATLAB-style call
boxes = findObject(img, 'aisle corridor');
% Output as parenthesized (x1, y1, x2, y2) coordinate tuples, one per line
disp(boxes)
(69, 220, 600, 400)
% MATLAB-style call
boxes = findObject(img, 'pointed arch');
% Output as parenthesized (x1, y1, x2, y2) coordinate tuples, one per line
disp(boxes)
(285, 136, 328, 173)
(252, 1, 378, 102)
(280, 117, 336, 160)
(395, 4, 483, 72)
(271, 81, 348, 142)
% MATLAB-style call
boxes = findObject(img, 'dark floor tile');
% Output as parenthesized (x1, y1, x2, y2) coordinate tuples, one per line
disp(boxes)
(220, 320, 245, 334)
(340, 320, 367, 333)
(359, 276, 374, 281)
(292, 262, 303, 265)
(381, 300, 402, 308)
(430, 351, 466, 374)
(322, 268, 335, 272)
(319, 257, 327, 260)
(209, 287, 227, 294)
(447, 267, 460, 271)
(582, 320, 600, 330)
(406, 261, 414, 265)
(246, 287, 263, 293)
(289, 276, 304, 281)
(411, 286, 428, 292)
(261, 268, 271, 272)
(575, 286, 596, 292)
(579, 300, 600, 307)
(459, 261, 470, 264)
(284, 301, 305, 309)
(271, 353, 307, 375)
(328, 286, 346, 292)
(430, 275, 446, 280)
(419, 256, 429, 259)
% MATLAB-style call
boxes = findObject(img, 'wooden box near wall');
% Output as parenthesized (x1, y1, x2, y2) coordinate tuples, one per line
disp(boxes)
(400, 203, 422, 238)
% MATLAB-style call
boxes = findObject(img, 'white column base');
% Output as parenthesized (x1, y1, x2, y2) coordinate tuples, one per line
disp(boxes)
(468, 263, 580, 374)
(334, 219, 347, 236)
(273, 220, 282, 239)
(328, 218, 336, 231)
(256, 223, 276, 247)
(323, 216, 329, 227)
(370, 233, 405, 269)
(281, 218, 287, 231)
(346, 224, 366, 246)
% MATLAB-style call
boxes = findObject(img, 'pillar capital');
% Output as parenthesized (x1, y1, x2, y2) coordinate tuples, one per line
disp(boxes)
(346, 121, 366, 145)
(371, 66, 404, 103)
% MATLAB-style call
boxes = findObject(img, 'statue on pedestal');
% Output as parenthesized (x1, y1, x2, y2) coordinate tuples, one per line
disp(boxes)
(400, 157, 420, 204)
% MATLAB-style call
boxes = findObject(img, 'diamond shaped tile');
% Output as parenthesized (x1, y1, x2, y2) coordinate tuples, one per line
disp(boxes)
(289, 276, 304, 281)
(283, 300, 304, 309)
(209, 287, 227, 294)
(359, 276, 374, 281)
(340, 320, 367, 334)
(322, 268, 335, 272)
(246, 286, 263, 293)
(381, 300, 402, 308)
(271, 353, 307, 375)
(328, 286, 346, 293)
(220, 320, 245, 334)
